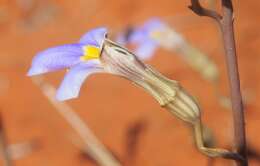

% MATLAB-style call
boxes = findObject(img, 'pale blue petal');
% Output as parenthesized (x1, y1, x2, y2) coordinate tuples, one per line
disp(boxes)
(129, 29, 146, 44)
(116, 27, 135, 45)
(116, 33, 127, 46)
(56, 60, 103, 101)
(129, 18, 165, 45)
(143, 18, 165, 32)
(135, 41, 157, 60)
(79, 27, 107, 46)
(27, 44, 83, 76)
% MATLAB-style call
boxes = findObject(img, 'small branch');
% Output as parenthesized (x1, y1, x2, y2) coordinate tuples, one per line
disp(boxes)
(32, 76, 121, 166)
(188, 0, 248, 165)
(189, 0, 222, 22)
(0, 113, 12, 166)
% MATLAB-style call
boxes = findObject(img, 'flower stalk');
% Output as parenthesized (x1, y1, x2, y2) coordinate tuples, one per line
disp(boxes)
(194, 119, 242, 161)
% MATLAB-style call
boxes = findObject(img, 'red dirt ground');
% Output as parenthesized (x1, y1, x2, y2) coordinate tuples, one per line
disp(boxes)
(0, 0, 259, 165)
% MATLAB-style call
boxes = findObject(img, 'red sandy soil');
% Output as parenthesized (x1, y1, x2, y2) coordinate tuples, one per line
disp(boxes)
(0, 0, 259, 165)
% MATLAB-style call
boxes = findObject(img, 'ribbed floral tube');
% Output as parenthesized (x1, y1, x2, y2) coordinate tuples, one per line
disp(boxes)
(102, 38, 200, 123)
(100, 38, 243, 161)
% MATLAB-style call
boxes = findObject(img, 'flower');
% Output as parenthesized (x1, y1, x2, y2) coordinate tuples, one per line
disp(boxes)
(119, 18, 184, 60)
(27, 27, 200, 123)
(27, 27, 107, 101)
(117, 18, 163, 60)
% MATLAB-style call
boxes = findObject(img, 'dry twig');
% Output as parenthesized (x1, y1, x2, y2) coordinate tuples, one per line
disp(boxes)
(32, 76, 121, 166)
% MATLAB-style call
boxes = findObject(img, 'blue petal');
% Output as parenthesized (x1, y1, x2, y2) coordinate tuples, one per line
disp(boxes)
(27, 44, 83, 76)
(116, 32, 128, 46)
(79, 27, 107, 47)
(129, 29, 147, 44)
(135, 41, 158, 60)
(143, 18, 165, 32)
(56, 60, 103, 101)
(129, 18, 165, 44)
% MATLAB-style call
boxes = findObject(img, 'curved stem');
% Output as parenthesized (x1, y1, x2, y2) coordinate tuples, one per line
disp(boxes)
(193, 120, 244, 162)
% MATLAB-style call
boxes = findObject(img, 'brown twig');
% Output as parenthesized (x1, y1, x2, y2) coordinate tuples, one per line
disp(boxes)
(188, 0, 222, 22)
(0, 113, 12, 166)
(189, 0, 248, 165)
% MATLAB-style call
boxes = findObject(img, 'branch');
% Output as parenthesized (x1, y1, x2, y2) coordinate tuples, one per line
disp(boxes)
(220, 0, 248, 165)
(189, 0, 248, 165)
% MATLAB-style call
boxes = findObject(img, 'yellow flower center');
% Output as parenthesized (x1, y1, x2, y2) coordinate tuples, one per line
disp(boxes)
(80, 45, 101, 61)
(149, 30, 162, 40)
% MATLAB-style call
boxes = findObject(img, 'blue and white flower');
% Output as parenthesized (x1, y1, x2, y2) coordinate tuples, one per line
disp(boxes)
(118, 18, 184, 60)
(27, 28, 108, 101)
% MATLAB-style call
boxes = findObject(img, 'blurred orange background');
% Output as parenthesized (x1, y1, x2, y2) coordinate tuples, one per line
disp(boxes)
(0, 0, 259, 165)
